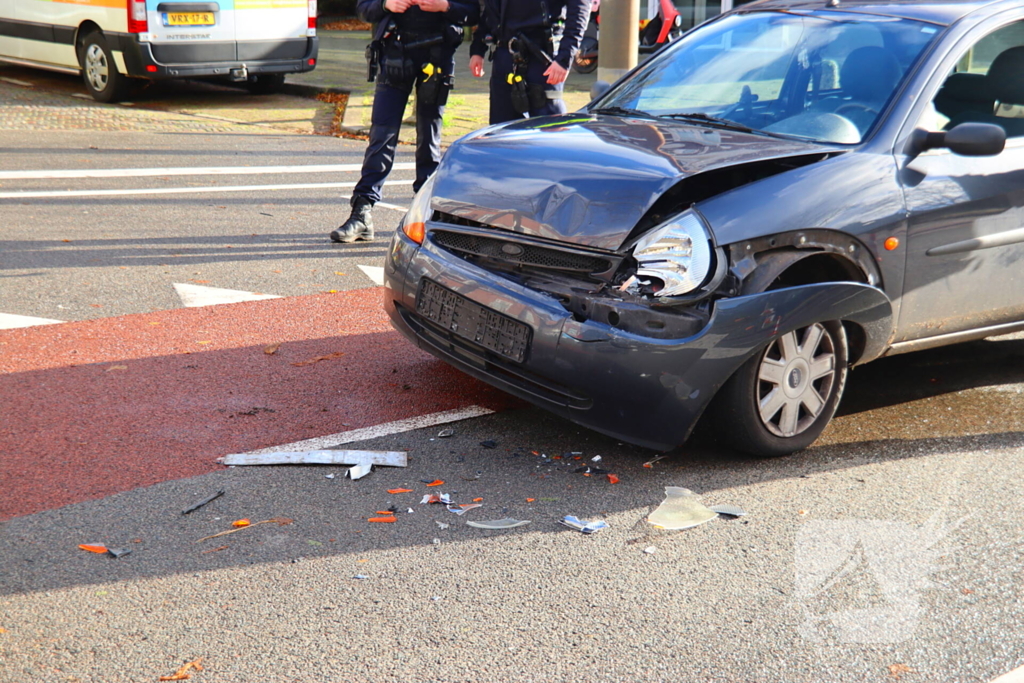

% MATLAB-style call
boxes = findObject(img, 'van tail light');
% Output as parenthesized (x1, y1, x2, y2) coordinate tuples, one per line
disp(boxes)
(128, 0, 148, 33)
(308, 0, 317, 30)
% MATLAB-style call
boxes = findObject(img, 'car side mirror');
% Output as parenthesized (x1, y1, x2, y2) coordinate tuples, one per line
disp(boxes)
(590, 80, 611, 101)
(912, 122, 1006, 157)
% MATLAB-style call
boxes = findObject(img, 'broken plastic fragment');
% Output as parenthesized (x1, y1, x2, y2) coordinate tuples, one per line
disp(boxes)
(647, 487, 717, 530)
(591, 455, 602, 462)
(232, 519, 251, 528)
(606, 474, 620, 484)
(480, 440, 497, 449)
(437, 428, 454, 438)
(466, 518, 531, 529)
(78, 543, 107, 554)
(425, 479, 444, 487)
(325, 473, 336, 480)
(644, 546, 657, 554)
(643, 454, 668, 469)
(181, 490, 225, 515)
(347, 463, 372, 480)
(420, 493, 452, 505)
(388, 488, 413, 494)
(158, 658, 203, 681)
(559, 516, 609, 534)
(447, 503, 482, 516)
(435, 521, 450, 530)
(367, 516, 396, 523)
(353, 574, 369, 580)
(708, 503, 746, 517)
(106, 547, 132, 558)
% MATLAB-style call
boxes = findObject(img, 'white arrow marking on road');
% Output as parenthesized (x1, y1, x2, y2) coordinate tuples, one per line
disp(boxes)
(357, 265, 385, 286)
(0, 180, 415, 200)
(241, 405, 497, 455)
(173, 283, 281, 308)
(0, 313, 65, 330)
(0, 163, 416, 181)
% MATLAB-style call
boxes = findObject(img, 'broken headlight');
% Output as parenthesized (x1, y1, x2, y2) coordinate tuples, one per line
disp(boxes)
(631, 209, 714, 297)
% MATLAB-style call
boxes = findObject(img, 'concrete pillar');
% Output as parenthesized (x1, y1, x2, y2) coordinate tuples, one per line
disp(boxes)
(597, 0, 639, 84)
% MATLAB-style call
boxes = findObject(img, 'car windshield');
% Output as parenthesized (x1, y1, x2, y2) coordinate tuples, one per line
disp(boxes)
(593, 10, 941, 144)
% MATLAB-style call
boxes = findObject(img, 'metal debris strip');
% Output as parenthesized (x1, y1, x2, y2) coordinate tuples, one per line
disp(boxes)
(559, 515, 609, 534)
(646, 487, 718, 530)
(466, 518, 532, 530)
(219, 450, 407, 468)
(708, 503, 747, 517)
(181, 490, 225, 515)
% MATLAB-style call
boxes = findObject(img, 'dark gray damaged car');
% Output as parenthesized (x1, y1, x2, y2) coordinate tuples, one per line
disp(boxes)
(383, 0, 1024, 456)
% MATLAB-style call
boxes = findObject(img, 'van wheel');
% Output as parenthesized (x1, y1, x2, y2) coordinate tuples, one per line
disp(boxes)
(79, 32, 126, 103)
(245, 74, 286, 95)
(710, 321, 849, 457)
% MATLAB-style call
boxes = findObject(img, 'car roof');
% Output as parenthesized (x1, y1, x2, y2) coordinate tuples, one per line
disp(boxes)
(737, 0, 1010, 27)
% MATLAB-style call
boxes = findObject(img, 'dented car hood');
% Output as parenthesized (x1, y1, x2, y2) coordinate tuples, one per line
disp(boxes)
(430, 114, 836, 251)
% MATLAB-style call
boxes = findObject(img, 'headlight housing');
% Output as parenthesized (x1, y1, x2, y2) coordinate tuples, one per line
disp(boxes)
(631, 209, 714, 297)
(401, 173, 437, 245)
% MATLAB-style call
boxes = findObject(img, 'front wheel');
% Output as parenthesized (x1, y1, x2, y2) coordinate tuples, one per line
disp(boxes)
(79, 32, 127, 103)
(710, 321, 849, 457)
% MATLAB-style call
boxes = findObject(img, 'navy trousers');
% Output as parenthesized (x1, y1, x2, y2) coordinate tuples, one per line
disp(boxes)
(489, 47, 568, 125)
(353, 50, 454, 203)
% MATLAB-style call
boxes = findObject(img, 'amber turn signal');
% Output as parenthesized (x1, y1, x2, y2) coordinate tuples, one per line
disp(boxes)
(884, 237, 900, 251)
(404, 221, 425, 244)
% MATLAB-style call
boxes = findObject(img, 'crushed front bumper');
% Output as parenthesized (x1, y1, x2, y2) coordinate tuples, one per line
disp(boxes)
(384, 227, 892, 451)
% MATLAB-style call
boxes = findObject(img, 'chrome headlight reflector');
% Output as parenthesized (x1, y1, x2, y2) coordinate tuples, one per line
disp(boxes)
(632, 210, 714, 297)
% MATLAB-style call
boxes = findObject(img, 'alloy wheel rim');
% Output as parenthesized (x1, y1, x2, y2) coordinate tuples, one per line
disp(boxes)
(84, 44, 108, 92)
(756, 323, 836, 438)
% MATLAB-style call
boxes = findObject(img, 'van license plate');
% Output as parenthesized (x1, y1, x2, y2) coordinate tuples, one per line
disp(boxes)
(165, 12, 215, 26)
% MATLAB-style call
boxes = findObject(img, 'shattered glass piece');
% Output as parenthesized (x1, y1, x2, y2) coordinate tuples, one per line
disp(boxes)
(106, 548, 132, 558)
(446, 503, 482, 516)
(466, 518, 531, 529)
(559, 515, 609, 534)
(709, 503, 746, 517)
(647, 486, 717, 530)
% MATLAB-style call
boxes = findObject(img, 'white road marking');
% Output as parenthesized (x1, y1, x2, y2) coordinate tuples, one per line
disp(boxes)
(0, 313, 65, 330)
(242, 405, 497, 455)
(0, 76, 33, 87)
(990, 665, 1024, 683)
(173, 283, 281, 308)
(357, 265, 385, 286)
(0, 163, 416, 181)
(376, 201, 409, 212)
(0, 180, 415, 200)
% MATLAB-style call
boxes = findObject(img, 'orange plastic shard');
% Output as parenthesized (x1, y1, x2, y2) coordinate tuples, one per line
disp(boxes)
(159, 658, 204, 681)
(78, 544, 107, 554)
(526, 498, 535, 502)
(231, 519, 251, 528)
(375, 510, 394, 515)
(387, 488, 413, 494)
(472, 498, 483, 503)
(607, 474, 620, 484)
(426, 479, 445, 487)
(368, 516, 397, 523)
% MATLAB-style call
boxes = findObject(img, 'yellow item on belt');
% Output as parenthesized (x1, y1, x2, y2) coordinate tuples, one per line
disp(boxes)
(422, 63, 437, 80)
(506, 73, 523, 85)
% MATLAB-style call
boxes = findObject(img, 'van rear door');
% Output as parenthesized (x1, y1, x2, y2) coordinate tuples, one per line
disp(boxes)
(149, 1, 236, 66)
(234, 0, 312, 64)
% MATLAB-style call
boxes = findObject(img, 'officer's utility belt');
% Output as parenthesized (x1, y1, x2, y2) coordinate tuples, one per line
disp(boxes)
(365, 23, 459, 107)
(504, 31, 562, 115)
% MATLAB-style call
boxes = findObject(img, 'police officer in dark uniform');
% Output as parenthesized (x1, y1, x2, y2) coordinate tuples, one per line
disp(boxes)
(330, 0, 478, 243)
(469, 0, 589, 125)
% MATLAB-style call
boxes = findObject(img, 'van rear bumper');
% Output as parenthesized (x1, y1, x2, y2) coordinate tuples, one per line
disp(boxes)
(114, 34, 318, 79)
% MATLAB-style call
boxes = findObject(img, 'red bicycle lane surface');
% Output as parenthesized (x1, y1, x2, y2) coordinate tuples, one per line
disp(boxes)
(0, 288, 519, 521)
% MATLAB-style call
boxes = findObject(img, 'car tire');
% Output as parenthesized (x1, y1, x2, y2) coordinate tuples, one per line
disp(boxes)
(245, 74, 286, 95)
(79, 31, 127, 103)
(711, 321, 849, 457)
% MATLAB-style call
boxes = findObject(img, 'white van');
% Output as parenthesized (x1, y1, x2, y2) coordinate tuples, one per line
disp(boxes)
(0, 0, 318, 102)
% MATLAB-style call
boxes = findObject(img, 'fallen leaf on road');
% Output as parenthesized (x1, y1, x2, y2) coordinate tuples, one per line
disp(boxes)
(888, 663, 915, 679)
(291, 352, 345, 367)
(263, 343, 281, 355)
(159, 658, 204, 681)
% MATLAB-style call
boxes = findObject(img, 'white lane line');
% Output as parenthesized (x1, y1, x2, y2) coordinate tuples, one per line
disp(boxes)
(376, 201, 409, 212)
(0, 313, 65, 330)
(0, 179, 415, 200)
(242, 405, 497, 455)
(173, 283, 281, 308)
(0, 163, 416, 181)
(990, 665, 1024, 683)
(357, 265, 385, 286)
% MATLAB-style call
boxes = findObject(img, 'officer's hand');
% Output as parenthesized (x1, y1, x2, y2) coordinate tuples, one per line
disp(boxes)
(384, 0, 414, 12)
(415, 0, 450, 11)
(543, 61, 569, 85)
(470, 55, 485, 78)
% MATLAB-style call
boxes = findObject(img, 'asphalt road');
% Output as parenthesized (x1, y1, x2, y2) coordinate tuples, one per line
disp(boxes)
(2, 65, 1024, 683)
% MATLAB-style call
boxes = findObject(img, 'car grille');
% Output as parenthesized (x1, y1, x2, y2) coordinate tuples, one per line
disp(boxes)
(431, 229, 612, 274)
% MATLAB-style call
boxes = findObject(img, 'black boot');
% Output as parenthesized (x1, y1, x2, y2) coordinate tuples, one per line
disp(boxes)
(330, 196, 375, 243)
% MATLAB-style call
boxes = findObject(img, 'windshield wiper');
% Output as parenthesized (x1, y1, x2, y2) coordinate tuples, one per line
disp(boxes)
(660, 112, 792, 139)
(592, 106, 658, 119)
